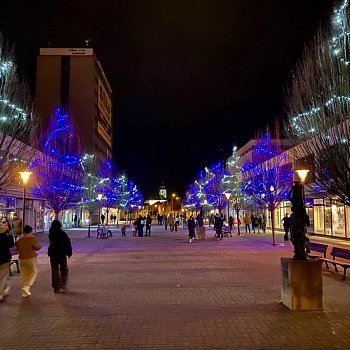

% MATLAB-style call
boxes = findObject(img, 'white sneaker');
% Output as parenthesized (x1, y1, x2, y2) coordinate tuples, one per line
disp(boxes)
(22, 286, 31, 298)
(189, 239, 192, 243)
(3, 287, 10, 296)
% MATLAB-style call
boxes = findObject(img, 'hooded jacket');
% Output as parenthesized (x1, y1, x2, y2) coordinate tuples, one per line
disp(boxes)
(48, 228, 72, 258)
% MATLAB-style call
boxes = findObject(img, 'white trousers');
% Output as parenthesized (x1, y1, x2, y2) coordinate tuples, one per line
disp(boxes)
(20, 257, 38, 289)
(0, 262, 10, 297)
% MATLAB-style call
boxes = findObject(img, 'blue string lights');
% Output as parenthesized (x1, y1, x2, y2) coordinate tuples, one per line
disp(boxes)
(31, 108, 84, 214)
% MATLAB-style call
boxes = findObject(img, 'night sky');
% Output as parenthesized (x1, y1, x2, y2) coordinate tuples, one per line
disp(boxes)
(0, 0, 333, 198)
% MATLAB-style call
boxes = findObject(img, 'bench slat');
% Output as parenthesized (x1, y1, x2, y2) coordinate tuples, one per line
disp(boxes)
(307, 242, 328, 258)
(319, 247, 350, 280)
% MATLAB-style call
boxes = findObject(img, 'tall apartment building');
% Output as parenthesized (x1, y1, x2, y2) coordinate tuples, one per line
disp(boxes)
(36, 48, 113, 159)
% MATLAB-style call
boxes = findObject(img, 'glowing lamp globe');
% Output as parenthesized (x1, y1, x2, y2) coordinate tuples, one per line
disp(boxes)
(19, 171, 32, 185)
(296, 169, 309, 183)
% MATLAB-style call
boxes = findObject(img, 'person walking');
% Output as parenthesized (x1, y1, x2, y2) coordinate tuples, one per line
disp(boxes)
(164, 214, 168, 230)
(196, 211, 206, 240)
(187, 215, 196, 243)
(15, 225, 41, 298)
(228, 215, 234, 232)
(136, 215, 144, 237)
(48, 220, 72, 294)
(174, 214, 180, 232)
(243, 214, 251, 234)
(121, 224, 126, 237)
(168, 213, 175, 232)
(282, 213, 291, 242)
(145, 214, 152, 236)
(1, 217, 11, 234)
(132, 220, 137, 236)
(12, 213, 22, 241)
(0, 225, 14, 302)
(214, 213, 224, 239)
(253, 215, 260, 233)
(261, 215, 266, 233)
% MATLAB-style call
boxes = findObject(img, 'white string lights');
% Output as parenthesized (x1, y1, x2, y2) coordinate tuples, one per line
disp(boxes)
(290, 0, 350, 136)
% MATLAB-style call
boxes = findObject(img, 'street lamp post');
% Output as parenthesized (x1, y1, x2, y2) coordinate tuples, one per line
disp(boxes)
(233, 199, 241, 236)
(19, 171, 32, 229)
(296, 168, 310, 205)
(97, 193, 102, 227)
(224, 192, 231, 224)
(288, 166, 310, 259)
(171, 193, 176, 214)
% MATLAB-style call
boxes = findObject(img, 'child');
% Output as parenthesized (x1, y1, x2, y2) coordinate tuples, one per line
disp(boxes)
(132, 221, 137, 237)
(15, 225, 41, 298)
(121, 225, 126, 237)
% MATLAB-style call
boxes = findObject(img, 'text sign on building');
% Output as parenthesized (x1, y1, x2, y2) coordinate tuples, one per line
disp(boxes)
(98, 79, 112, 126)
(40, 48, 94, 56)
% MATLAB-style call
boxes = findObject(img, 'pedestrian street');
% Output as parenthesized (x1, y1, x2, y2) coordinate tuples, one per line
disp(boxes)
(0, 225, 349, 350)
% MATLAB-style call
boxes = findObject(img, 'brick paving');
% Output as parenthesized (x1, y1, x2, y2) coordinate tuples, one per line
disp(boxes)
(0, 225, 349, 350)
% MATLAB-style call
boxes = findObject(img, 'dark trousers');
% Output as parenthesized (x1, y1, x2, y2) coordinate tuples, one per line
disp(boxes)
(138, 227, 143, 237)
(188, 229, 195, 239)
(145, 225, 151, 236)
(245, 224, 250, 233)
(50, 256, 68, 291)
(284, 227, 290, 241)
(216, 228, 223, 238)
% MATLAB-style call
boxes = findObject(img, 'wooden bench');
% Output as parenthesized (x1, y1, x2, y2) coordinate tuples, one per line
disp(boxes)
(318, 247, 350, 280)
(307, 242, 328, 259)
(96, 226, 112, 239)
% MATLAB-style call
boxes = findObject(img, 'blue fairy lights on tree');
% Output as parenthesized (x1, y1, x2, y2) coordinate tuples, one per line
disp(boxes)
(31, 108, 84, 218)
(242, 130, 293, 245)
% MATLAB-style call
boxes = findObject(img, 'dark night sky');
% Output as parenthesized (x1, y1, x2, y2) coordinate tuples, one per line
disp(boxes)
(0, 0, 334, 198)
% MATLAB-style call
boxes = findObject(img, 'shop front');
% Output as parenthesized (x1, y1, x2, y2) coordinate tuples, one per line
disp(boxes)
(0, 196, 45, 233)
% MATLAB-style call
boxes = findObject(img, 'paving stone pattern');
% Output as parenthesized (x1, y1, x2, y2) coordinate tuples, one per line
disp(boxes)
(0, 226, 349, 350)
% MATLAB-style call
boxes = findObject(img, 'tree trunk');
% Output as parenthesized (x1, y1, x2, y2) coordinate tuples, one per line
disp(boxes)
(87, 210, 92, 237)
(106, 207, 109, 225)
(271, 208, 276, 246)
(236, 208, 240, 236)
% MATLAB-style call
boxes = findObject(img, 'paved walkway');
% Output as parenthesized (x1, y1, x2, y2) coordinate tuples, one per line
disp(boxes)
(0, 225, 349, 350)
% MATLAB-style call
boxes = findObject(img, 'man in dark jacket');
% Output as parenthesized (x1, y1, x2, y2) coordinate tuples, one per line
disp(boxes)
(48, 220, 72, 294)
(282, 213, 291, 242)
(145, 214, 152, 236)
(0, 226, 14, 301)
(214, 213, 224, 239)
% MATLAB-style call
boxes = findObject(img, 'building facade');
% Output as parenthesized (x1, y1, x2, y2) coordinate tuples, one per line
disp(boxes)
(36, 48, 113, 159)
(232, 139, 350, 240)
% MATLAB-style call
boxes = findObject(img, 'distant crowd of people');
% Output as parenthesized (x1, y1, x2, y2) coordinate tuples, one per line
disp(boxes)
(242, 213, 267, 234)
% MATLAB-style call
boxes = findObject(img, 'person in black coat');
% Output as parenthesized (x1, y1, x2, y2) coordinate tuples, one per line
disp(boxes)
(48, 220, 72, 294)
(136, 216, 144, 237)
(214, 213, 224, 239)
(187, 216, 196, 243)
(0, 226, 14, 301)
(145, 214, 152, 236)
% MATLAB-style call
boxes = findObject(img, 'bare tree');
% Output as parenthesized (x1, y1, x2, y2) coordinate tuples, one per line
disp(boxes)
(0, 34, 37, 188)
(285, 2, 350, 205)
